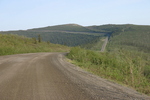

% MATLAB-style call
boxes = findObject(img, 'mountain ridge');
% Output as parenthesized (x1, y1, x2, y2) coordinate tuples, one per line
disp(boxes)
(27, 24, 95, 33)
(1, 23, 150, 32)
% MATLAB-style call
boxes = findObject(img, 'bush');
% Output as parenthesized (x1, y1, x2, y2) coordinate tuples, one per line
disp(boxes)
(144, 66, 150, 78)
(67, 47, 150, 95)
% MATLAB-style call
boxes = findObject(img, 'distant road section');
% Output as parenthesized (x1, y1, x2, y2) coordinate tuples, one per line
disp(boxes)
(101, 36, 108, 52)
(0, 53, 149, 100)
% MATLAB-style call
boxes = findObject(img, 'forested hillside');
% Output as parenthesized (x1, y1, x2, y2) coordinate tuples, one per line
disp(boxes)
(1, 24, 150, 51)
(106, 24, 150, 53)
(28, 24, 94, 32)
(87, 24, 150, 52)
(1, 24, 106, 47)
(2, 31, 104, 46)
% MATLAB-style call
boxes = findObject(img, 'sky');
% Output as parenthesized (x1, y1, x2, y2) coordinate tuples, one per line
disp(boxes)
(0, 0, 150, 31)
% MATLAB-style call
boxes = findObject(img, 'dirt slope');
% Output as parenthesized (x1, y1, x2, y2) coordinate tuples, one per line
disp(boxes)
(0, 53, 149, 100)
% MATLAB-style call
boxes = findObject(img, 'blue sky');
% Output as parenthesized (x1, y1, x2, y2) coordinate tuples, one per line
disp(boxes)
(0, 0, 150, 31)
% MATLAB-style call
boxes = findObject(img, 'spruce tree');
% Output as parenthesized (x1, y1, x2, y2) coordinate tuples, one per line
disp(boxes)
(38, 34, 41, 43)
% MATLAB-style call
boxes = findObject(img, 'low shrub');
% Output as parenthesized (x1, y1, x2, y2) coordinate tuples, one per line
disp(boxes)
(67, 47, 150, 95)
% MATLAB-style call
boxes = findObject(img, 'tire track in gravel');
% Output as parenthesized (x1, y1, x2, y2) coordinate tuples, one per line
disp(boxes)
(0, 53, 149, 100)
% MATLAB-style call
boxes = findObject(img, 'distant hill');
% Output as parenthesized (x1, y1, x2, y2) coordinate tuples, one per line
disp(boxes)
(1, 24, 150, 52)
(104, 24, 150, 53)
(85, 24, 150, 53)
(28, 24, 95, 33)
(1, 24, 106, 47)
(87, 24, 134, 32)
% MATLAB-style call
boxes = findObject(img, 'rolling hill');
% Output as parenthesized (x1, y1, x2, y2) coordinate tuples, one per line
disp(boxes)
(0, 24, 150, 52)
(1, 24, 106, 47)
(86, 24, 150, 52)
(28, 24, 94, 32)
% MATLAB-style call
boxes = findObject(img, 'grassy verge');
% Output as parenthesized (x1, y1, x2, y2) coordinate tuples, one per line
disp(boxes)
(0, 34, 70, 55)
(67, 47, 150, 95)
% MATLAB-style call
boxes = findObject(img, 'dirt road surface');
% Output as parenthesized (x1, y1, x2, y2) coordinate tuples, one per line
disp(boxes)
(0, 53, 149, 100)
(101, 37, 108, 52)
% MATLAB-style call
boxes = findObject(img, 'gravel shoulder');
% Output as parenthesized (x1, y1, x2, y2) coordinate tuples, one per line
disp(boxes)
(0, 53, 149, 100)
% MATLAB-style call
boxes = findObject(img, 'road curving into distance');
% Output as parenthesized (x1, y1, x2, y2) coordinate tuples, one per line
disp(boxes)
(101, 36, 108, 52)
(0, 53, 149, 100)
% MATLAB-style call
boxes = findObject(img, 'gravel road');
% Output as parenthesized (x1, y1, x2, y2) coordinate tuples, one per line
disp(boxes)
(0, 53, 149, 100)
(101, 37, 108, 52)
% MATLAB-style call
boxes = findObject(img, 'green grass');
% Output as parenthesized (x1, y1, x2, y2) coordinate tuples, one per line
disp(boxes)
(67, 47, 150, 95)
(81, 37, 105, 51)
(0, 34, 70, 55)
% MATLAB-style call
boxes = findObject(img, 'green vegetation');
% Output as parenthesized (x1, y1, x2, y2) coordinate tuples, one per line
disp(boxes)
(1, 24, 150, 95)
(86, 24, 150, 52)
(1, 24, 105, 47)
(66, 24, 150, 95)
(2, 31, 103, 46)
(67, 47, 150, 95)
(38, 34, 42, 43)
(0, 34, 69, 55)
(87, 24, 134, 33)
(107, 25, 150, 53)
(1, 24, 150, 50)
(29, 24, 94, 32)
(81, 37, 105, 51)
